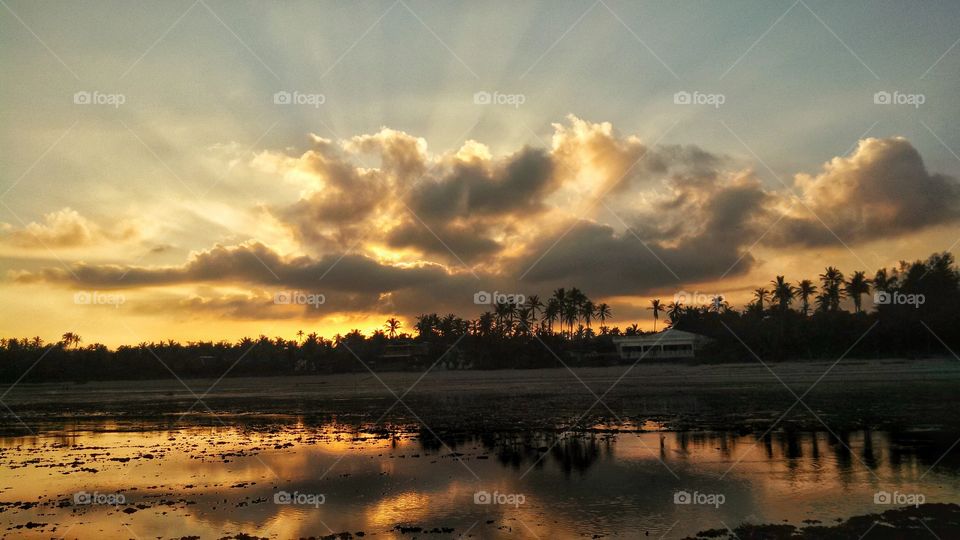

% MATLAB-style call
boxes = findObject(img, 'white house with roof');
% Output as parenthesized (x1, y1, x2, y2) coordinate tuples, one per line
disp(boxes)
(612, 329, 711, 360)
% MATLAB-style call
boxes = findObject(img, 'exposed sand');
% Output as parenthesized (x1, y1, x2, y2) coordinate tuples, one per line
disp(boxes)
(4, 358, 959, 433)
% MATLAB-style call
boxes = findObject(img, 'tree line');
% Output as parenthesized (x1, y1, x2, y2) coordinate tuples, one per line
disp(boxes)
(0, 251, 957, 382)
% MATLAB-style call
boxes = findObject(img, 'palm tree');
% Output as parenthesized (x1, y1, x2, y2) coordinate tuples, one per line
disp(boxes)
(667, 301, 683, 324)
(494, 301, 515, 335)
(814, 291, 832, 313)
(796, 279, 816, 316)
(296, 330, 304, 345)
(61, 332, 81, 349)
(648, 299, 664, 332)
(563, 302, 579, 339)
(845, 271, 870, 313)
(567, 288, 587, 331)
(543, 298, 560, 335)
(477, 312, 495, 337)
(819, 267, 845, 311)
(552, 288, 567, 335)
(551, 287, 570, 335)
(753, 287, 770, 312)
(581, 300, 595, 330)
(770, 276, 795, 311)
(594, 303, 612, 333)
(525, 295, 543, 331)
(384, 317, 401, 339)
(516, 307, 535, 335)
(873, 268, 893, 293)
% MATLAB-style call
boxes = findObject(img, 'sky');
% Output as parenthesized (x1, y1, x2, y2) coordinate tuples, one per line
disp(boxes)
(1, 0, 959, 346)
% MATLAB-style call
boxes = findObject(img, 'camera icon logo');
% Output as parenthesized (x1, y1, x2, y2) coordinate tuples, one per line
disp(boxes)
(273, 91, 292, 105)
(73, 91, 91, 105)
(74, 491, 92, 505)
(874, 291, 891, 305)
(274, 490, 292, 504)
(474, 490, 492, 504)
(273, 291, 292, 305)
(874, 490, 891, 504)
(473, 291, 492, 305)
(873, 91, 891, 105)
(473, 91, 491, 105)
(73, 291, 92, 304)
(673, 91, 691, 105)
(673, 490, 692, 504)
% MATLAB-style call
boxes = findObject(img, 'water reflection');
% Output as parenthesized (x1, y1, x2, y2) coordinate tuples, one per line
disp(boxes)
(1, 423, 959, 539)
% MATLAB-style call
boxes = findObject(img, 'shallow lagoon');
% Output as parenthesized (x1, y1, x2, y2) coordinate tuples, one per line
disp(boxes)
(2, 422, 959, 539)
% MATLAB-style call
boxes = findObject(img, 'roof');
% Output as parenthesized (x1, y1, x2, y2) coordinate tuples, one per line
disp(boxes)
(612, 329, 710, 343)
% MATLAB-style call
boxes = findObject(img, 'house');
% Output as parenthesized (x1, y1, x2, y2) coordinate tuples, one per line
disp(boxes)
(377, 341, 431, 369)
(612, 329, 711, 361)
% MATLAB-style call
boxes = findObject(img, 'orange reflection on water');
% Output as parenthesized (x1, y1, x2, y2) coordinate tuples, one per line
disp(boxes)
(2, 424, 959, 539)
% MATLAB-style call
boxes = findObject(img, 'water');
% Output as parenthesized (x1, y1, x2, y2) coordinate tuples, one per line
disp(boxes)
(2, 421, 958, 539)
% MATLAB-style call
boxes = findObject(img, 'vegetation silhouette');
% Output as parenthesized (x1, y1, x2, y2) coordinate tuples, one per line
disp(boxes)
(1, 251, 957, 382)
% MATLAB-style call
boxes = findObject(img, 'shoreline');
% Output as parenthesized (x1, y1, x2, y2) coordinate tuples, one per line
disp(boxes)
(3, 358, 959, 435)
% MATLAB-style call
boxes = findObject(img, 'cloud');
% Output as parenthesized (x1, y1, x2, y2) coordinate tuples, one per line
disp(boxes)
(770, 137, 960, 246)
(512, 174, 768, 295)
(14, 241, 448, 293)
(0, 208, 137, 249)
(10, 118, 960, 323)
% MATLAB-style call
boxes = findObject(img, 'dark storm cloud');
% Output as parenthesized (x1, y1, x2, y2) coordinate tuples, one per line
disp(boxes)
(405, 147, 555, 220)
(385, 221, 503, 263)
(15, 242, 446, 294)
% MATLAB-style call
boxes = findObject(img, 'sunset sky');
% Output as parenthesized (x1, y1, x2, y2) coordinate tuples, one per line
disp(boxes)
(2, 0, 959, 346)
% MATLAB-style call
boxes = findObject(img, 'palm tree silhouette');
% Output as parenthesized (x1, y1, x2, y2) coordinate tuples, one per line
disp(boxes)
(552, 288, 567, 336)
(525, 295, 542, 331)
(666, 301, 683, 324)
(61, 332, 81, 349)
(594, 302, 612, 333)
(581, 300, 595, 331)
(819, 267, 845, 311)
(494, 301, 514, 336)
(543, 298, 560, 335)
(753, 287, 770, 312)
(563, 302, 578, 339)
(648, 299, 663, 332)
(771, 276, 796, 311)
(384, 318, 401, 339)
(796, 279, 817, 316)
(296, 330, 304, 345)
(845, 271, 870, 313)
(873, 268, 893, 293)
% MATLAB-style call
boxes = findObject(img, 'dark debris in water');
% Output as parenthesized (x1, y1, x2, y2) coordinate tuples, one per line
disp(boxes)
(685, 503, 960, 539)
